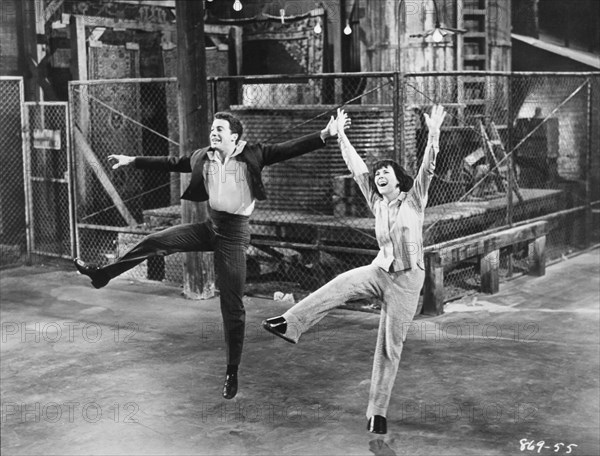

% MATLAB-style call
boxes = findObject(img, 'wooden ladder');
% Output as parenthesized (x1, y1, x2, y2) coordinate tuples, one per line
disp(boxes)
(456, 0, 489, 123)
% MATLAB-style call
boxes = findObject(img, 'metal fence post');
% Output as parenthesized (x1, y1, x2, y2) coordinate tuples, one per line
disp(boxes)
(507, 74, 514, 228)
(506, 74, 514, 276)
(211, 78, 218, 116)
(393, 72, 402, 163)
(585, 78, 593, 247)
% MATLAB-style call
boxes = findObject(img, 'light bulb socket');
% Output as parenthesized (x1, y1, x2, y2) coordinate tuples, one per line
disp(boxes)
(432, 28, 444, 42)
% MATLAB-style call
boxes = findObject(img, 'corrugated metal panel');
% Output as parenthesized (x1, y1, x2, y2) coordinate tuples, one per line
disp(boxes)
(233, 107, 395, 214)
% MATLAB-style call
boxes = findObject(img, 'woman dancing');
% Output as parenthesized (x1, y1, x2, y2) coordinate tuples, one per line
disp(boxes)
(262, 105, 447, 434)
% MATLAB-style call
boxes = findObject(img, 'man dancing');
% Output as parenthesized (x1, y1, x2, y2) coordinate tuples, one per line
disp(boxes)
(263, 106, 446, 434)
(74, 111, 346, 399)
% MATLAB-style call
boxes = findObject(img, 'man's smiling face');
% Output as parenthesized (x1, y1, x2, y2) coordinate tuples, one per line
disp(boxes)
(210, 118, 238, 153)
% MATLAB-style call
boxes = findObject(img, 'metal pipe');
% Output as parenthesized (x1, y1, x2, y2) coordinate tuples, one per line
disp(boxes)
(585, 79, 593, 247)
(73, 77, 177, 85)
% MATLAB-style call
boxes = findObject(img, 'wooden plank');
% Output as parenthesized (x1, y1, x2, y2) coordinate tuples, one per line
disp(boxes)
(73, 127, 137, 227)
(435, 221, 548, 266)
(423, 251, 444, 315)
(77, 223, 152, 235)
(250, 238, 378, 256)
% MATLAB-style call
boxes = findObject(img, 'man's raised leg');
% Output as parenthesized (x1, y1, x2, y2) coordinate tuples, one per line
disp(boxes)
(74, 222, 216, 288)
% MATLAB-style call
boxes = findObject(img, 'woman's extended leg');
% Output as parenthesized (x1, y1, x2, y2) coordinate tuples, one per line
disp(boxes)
(275, 264, 388, 343)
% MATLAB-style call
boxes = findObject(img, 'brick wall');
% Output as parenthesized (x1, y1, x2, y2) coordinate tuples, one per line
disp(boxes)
(516, 79, 592, 181)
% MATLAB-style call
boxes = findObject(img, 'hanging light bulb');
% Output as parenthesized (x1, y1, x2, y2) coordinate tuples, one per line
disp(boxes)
(314, 18, 322, 34)
(233, 0, 242, 12)
(432, 26, 444, 43)
(344, 22, 352, 35)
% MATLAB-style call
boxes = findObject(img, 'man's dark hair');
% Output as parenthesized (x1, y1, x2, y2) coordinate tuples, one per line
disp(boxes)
(214, 112, 244, 143)
(371, 159, 414, 195)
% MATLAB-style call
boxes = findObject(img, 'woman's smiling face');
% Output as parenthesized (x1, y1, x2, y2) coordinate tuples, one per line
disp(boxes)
(374, 165, 399, 196)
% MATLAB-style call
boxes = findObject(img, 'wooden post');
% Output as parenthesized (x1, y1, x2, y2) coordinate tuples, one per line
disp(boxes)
(528, 236, 546, 277)
(176, 0, 215, 299)
(360, 0, 401, 102)
(423, 251, 444, 315)
(70, 15, 89, 203)
(480, 249, 500, 294)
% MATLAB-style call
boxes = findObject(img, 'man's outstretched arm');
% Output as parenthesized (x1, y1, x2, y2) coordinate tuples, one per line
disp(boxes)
(260, 115, 350, 167)
(108, 154, 192, 173)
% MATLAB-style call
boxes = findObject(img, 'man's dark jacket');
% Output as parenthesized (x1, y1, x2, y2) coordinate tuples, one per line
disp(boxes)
(134, 132, 325, 202)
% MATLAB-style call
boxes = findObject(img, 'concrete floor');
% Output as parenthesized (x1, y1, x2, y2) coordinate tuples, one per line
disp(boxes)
(1, 249, 599, 456)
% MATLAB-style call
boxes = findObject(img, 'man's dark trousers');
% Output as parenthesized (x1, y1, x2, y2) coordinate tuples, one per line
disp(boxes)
(96, 208, 250, 366)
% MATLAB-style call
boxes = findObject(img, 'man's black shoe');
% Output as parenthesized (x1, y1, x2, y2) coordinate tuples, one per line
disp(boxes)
(367, 415, 387, 434)
(222, 373, 238, 399)
(73, 258, 110, 289)
(262, 316, 296, 344)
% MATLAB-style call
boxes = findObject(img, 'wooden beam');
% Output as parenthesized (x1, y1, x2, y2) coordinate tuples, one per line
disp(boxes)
(69, 15, 88, 81)
(176, 0, 214, 300)
(26, 54, 58, 100)
(44, 0, 64, 22)
(70, 15, 89, 202)
(34, 0, 46, 100)
(70, 14, 176, 33)
(434, 221, 548, 266)
(73, 127, 137, 227)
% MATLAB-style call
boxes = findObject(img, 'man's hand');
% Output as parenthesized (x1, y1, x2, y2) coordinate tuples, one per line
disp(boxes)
(107, 154, 135, 169)
(423, 104, 447, 139)
(321, 108, 351, 140)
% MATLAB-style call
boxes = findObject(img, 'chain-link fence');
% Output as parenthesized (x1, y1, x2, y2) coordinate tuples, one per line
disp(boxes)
(0, 77, 26, 268)
(65, 72, 599, 306)
(211, 72, 599, 301)
(69, 78, 183, 283)
(22, 102, 74, 260)
(397, 72, 600, 300)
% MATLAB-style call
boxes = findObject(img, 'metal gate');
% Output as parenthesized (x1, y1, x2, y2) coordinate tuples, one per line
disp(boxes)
(22, 102, 75, 259)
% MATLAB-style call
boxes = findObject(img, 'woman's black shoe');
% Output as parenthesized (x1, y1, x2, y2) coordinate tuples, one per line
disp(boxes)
(367, 415, 387, 434)
(262, 316, 296, 344)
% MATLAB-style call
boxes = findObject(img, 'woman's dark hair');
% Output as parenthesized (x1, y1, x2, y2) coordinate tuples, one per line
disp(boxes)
(214, 112, 244, 143)
(371, 159, 414, 195)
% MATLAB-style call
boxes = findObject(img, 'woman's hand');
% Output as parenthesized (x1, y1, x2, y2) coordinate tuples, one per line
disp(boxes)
(424, 104, 447, 139)
(335, 108, 350, 137)
(107, 154, 135, 169)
